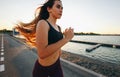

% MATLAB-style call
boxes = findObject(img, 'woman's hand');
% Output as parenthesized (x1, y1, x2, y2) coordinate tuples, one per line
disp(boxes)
(63, 27, 74, 41)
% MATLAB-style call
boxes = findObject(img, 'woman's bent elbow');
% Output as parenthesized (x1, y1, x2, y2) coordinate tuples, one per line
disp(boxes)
(39, 55, 47, 59)
(38, 52, 47, 59)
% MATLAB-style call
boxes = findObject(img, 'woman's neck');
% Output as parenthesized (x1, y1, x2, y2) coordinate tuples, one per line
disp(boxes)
(47, 16, 57, 26)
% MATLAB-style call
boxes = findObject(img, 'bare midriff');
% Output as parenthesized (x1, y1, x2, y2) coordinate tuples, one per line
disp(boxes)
(38, 49, 61, 66)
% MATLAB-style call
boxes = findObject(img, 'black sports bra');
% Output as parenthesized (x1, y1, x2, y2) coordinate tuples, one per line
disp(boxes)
(46, 20, 63, 45)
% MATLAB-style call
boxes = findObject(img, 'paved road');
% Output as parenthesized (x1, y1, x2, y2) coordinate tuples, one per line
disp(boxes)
(0, 34, 37, 77)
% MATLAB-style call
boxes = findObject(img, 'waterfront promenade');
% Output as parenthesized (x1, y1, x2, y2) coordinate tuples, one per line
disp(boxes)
(0, 34, 106, 77)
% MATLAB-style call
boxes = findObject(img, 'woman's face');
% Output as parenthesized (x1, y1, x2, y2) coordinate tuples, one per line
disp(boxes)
(48, 1, 63, 19)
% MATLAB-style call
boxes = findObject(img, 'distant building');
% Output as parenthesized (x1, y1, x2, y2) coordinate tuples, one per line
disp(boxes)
(13, 28, 19, 36)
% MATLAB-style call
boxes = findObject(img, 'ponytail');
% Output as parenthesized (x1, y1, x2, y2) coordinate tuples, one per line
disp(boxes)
(15, 0, 60, 47)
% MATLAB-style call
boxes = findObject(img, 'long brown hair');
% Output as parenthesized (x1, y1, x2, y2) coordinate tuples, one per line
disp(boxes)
(15, 0, 60, 46)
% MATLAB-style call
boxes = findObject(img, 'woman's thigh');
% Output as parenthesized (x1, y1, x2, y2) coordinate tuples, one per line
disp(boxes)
(32, 60, 48, 77)
(49, 60, 64, 77)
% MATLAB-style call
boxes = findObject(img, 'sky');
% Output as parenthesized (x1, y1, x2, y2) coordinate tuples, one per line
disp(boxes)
(0, 0, 120, 34)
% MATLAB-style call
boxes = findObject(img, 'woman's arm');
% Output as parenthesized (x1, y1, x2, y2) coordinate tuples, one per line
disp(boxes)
(36, 20, 74, 59)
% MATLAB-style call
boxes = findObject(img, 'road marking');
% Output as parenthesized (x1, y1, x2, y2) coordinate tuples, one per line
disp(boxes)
(0, 64, 5, 72)
(0, 34, 5, 72)
(1, 46, 4, 49)
(1, 52, 4, 55)
(1, 34, 4, 51)
(0, 57, 4, 61)
(1, 34, 3, 46)
(0, 49, 4, 51)
(0, 33, 4, 53)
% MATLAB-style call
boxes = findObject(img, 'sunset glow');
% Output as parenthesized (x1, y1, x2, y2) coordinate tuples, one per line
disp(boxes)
(0, 0, 120, 34)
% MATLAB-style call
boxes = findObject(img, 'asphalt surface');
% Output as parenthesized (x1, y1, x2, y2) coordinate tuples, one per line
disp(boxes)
(0, 34, 37, 77)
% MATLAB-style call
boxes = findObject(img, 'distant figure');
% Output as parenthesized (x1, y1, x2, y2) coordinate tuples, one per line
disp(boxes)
(15, 0, 74, 77)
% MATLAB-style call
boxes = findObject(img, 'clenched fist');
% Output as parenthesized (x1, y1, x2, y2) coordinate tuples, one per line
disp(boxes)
(63, 27, 74, 41)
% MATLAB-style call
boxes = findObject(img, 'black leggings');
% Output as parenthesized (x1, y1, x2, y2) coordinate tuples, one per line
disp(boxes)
(32, 58, 64, 77)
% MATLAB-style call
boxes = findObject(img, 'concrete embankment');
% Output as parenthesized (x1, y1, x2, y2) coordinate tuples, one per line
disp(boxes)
(70, 40, 120, 49)
(86, 44, 101, 52)
(61, 58, 106, 77)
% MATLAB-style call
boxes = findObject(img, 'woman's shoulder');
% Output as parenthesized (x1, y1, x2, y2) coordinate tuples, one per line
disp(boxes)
(37, 20, 48, 27)
(36, 20, 49, 32)
(37, 20, 47, 25)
